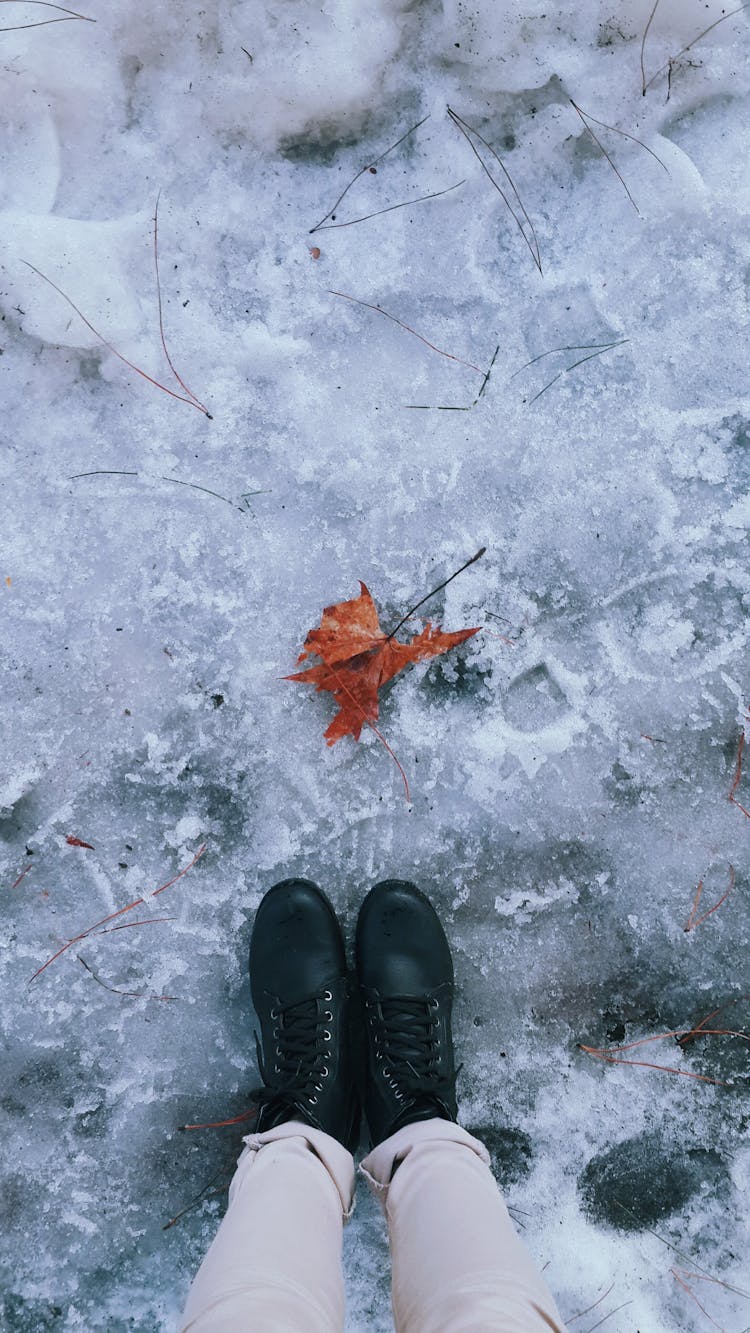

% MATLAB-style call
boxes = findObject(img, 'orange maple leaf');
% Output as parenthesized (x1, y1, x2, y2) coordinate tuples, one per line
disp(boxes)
(286, 582, 480, 745)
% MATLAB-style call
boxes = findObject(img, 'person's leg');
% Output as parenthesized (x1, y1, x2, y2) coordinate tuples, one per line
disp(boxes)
(361, 1118, 565, 1333)
(356, 879, 566, 1333)
(182, 1120, 354, 1332)
(183, 878, 361, 1331)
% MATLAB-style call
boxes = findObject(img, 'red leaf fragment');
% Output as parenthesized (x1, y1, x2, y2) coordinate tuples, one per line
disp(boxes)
(287, 581, 480, 745)
(66, 835, 95, 849)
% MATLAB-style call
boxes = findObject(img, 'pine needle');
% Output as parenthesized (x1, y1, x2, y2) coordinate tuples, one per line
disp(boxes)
(310, 115, 430, 232)
(329, 290, 482, 372)
(77, 954, 175, 1001)
(23, 198, 211, 417)
(643, 2, 750, 95)
(570, 101, 640, 215)
(684, 864, 736, 932)
(29, 845, 206, 982)
(312, 180, 465, 232)
(569, 100, 669, 174)
(0, 0, 94, 31)
(446, 105, 542, 273)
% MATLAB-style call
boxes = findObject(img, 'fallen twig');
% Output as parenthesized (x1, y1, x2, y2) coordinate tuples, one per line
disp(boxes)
(30, 844, 206, 982)
(684, 864, 736, 932)
(0, 0, 94, 31)
(310, 115, 430, 232)
(329, 290, 482, 372)
(447, 105, 542, 273)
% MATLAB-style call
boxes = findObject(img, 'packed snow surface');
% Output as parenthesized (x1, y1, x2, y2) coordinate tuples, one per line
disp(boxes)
(1, 1, 749, 1329)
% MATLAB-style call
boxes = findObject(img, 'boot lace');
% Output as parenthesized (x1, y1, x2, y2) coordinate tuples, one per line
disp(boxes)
(372, 996, 453, 1108)
(256, 991, 333, 1117)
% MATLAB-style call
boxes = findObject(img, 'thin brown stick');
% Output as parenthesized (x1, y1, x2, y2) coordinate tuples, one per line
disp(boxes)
(684, 864, 736, 932)
(640, 0, 662, 95)
(152, 194, 209, 414)
(23, 262, 211, 416)
(569, 101, 669, 173)
(329, 290, 482, 373)
(312, 180, 465, 231)
(386, 548, 486, 641)
(0, 0, 94, 31)
(643, 3, 750, 95)
(29, 844, 206, 982)
(447, 106, 542, 272)
(310, 115, 430, 232)
(570, 101, 640, 215)
(77, 955, 175, 1001)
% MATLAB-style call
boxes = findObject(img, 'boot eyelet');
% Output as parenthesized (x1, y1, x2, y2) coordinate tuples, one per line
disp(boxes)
(320, 1066, 328, 1078)
(429, 998, 439, 1010)
(323, 1030, 332, 1041)
(309, 1095, 318, 1105)
(270, 1008, 279, 1020)
(324, 1010, 333, 1021)
(273, 1028, 280, 1039)
(323, 990, 332, 1001)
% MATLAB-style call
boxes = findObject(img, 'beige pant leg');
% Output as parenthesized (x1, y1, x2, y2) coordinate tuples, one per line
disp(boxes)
(182, 1120, 355, 1333)
(360, 1119, 566, 1333)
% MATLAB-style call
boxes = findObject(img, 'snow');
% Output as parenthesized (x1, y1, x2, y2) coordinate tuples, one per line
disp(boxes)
(1, 1, 749, 1329)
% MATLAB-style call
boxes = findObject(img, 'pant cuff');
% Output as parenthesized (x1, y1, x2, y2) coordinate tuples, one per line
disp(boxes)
(359, 1117, 491, 1198)
(242, 1119, 357, 1218)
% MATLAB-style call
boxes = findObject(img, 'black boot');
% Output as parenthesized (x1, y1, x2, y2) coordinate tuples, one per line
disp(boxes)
(250, 879, 360, 1152)
(356, 879, 458, 1146)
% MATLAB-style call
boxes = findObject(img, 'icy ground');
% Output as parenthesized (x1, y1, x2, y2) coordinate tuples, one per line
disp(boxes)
(1, 1, 749, 1328)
